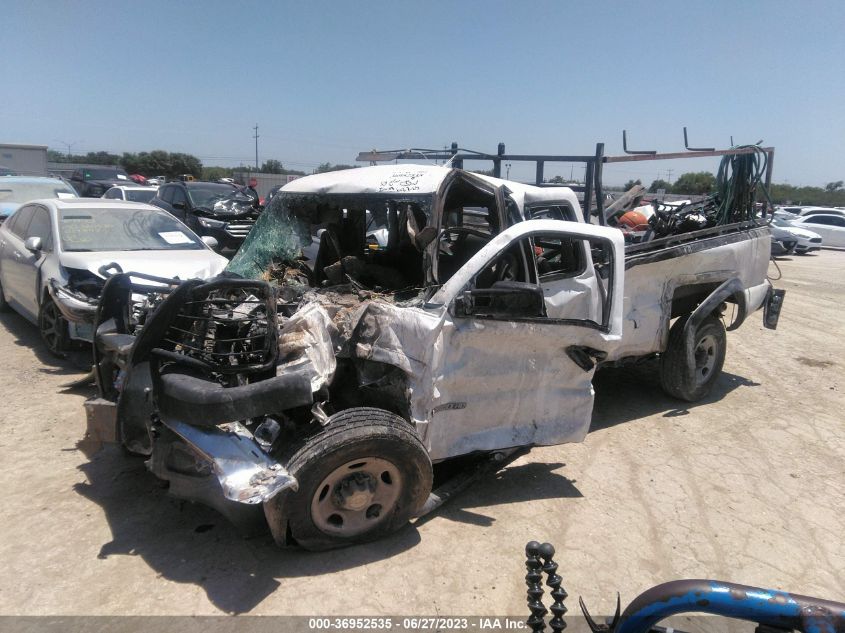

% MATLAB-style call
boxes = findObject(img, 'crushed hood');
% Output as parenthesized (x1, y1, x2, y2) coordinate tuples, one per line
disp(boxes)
(59, 250, 229, 283)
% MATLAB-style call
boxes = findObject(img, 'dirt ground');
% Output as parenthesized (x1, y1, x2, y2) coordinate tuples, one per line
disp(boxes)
(0, 250, 842, 618)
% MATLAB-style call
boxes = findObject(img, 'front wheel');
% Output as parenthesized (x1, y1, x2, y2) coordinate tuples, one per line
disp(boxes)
(39, 296, 69, 356)
(660, 314, 726, 402)
(265, 407, 432, 551)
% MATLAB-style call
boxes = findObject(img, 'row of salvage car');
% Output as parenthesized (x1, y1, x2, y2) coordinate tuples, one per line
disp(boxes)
(0, 172, 267, 355)
(769, 205, 845, 255)
(0, 184, 229, 354)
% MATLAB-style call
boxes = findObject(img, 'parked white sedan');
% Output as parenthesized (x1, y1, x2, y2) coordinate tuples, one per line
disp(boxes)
(790, 214, 845, 248)
(0, 199, 228, 354)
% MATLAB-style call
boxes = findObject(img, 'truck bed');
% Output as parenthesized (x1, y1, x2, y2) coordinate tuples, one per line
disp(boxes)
(607, 220, 772, 362)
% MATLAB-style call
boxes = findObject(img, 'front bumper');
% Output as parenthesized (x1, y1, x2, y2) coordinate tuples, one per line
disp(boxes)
(795, 240, 822, 253)
(771, 238, 797, 255)
(197, 225, 246, 250)
(158, 417, 299, 504)
(196, 213, 258, 249)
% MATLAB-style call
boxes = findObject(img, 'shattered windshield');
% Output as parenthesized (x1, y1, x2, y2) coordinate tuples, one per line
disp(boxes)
(226, 191, 435, 290)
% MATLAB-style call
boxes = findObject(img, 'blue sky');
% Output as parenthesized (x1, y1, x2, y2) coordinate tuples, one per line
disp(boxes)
(3, 0, 844, 186)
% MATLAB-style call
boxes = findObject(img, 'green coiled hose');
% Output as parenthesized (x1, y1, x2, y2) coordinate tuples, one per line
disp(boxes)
(714, 145, 774, 225)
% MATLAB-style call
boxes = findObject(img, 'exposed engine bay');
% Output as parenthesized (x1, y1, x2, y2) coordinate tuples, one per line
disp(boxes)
(89, 171, 516, 545)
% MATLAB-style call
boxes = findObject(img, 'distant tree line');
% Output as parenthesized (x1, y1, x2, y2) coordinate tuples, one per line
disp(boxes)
(768, 181, 845, 206)
(49, 149, 203, 179)
(314, 162, 357, 173)
(619, 173, 845, 205)
(258, 159, 306, 176)
(622, 172, 717, 196)
(48, 149, 353, 180)
(48, 150, 121, 165)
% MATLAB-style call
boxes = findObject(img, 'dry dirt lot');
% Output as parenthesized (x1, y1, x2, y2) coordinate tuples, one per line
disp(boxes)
(0, 250, 842, 619)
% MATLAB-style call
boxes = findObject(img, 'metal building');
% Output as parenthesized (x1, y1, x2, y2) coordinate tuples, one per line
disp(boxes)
(0, 143, 48, 176)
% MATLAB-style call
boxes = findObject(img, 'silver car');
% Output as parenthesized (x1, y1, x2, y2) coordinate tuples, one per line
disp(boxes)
(770, 217, 823, 254)
(0, 199, 229, 354)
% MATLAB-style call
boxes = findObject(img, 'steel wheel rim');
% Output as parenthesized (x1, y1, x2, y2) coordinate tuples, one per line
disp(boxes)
(310, 457, 402, 537)
(40, 301, 64, 352)
(693, 333, 718, 385)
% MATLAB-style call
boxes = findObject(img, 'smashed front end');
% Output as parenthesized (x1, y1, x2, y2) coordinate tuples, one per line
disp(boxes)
(98, 188, 441, 533)
(50, 266, 180, 343)
(193, 190, 262, 249)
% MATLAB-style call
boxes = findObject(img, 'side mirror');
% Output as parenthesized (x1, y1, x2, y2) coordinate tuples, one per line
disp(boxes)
(453, 281, 544, 319)
(172, 201, 187, 210)
(24, 236, 43, 253)
(201, 235, 219, 250)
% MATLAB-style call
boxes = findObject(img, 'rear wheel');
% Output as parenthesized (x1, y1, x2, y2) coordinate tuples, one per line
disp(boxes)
(39, 297, 69, 356)
(660, 314, 726, 402)
(265, 407, 432, 551)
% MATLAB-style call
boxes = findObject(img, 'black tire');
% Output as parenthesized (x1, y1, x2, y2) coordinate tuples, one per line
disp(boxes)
(265, 407, 432, 551)
(38, 296, 69, 356)
(660, 314, 726, 402)
(0, 277, 9, 312)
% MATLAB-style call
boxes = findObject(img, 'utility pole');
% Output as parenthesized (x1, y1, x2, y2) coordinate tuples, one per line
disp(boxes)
(666, 168, 673, 184)
(252, 125, 259, 170)
(506, 163, 512, 179)
(56, 139, 81, 160)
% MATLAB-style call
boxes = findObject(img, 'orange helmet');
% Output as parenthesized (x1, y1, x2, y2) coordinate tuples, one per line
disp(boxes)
(618, 210, 650, 231)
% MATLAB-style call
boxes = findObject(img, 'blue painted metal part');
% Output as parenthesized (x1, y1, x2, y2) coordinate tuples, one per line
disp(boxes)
(613, 580, 845, 633)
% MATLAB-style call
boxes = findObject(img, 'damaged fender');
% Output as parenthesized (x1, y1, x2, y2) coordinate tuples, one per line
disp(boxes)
(48, 277, 98, 323)
(680, 276, 773, 386)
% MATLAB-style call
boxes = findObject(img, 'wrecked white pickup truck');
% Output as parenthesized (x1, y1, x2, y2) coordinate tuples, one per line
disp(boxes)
(87, 143, 784, 549)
